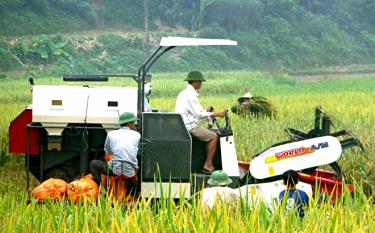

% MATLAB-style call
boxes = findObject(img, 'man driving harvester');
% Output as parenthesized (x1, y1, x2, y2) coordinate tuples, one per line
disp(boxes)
(175, 71, 225, 174)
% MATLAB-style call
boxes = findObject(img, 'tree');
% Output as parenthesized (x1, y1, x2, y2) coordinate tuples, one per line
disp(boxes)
(144, 0, 150, 55)
(204, 0, 263, 33)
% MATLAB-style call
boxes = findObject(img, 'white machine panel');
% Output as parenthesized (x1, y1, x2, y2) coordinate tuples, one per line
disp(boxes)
(220, 136, 240, 177)
(250, 136, 342, 179)
(32, 85, 138, 135)
(86, 87, 137, 125)
(238, 181, 312, 209)
(32, 85, 89, 124)
(141, 182, 191, 198)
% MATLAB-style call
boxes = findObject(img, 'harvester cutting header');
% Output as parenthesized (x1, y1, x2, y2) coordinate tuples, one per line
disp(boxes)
(9, 37, 364, 202)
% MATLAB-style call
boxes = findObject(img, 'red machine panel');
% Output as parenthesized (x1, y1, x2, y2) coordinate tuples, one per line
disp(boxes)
(9, 108, 40, 154)
(299, 171, 354, 201)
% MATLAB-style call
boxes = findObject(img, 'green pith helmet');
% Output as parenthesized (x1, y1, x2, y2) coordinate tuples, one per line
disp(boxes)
(207, 170, 232, 186)
(184, 71, 206, 82)
(118, 112, 138, 125)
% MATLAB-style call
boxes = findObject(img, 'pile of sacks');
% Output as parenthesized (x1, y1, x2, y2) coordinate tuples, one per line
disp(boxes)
(32, 174, 99, 203)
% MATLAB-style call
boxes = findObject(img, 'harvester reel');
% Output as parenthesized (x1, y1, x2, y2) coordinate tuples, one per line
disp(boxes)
(345, 130, 365, 152)
(285, 107, 365, 152)
(285, 128, 310, 141)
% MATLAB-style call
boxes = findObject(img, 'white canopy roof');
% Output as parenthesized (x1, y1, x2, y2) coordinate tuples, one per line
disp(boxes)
(160, 37, 238, 46)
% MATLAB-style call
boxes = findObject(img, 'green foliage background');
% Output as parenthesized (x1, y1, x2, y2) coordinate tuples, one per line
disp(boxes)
(1, 0, 375, 74)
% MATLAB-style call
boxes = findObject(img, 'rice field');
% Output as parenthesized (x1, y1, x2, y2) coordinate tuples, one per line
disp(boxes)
(0, 71, 374, 232)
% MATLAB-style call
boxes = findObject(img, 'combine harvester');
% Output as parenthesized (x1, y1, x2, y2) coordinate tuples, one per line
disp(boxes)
(238, 106, 364, 204)
(9, 37, 364, 203)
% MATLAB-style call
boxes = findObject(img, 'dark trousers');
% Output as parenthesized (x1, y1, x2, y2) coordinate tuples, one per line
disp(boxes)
(90, 160, 116, 186)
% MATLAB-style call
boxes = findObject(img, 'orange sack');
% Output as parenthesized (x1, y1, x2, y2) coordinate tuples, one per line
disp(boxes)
(67, 175, 99, 203)
(32, 178, 68, 201)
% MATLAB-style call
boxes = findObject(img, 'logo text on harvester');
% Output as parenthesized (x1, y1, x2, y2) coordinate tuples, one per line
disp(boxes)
(265, 142, 329, 164)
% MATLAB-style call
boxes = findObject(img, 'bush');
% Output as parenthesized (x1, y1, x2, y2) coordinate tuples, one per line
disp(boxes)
(30, 0, 50, 15)
(204, 0, 263, 32)
(83, 10, 98, 26)
(199, 25, 228, 39)
(76, 1, 97, 26)
(10, 35, 71, 66)
(48, 0, 97, 26)
(102, 0, 143, 28)
(0, 46, 20, 72)
(0, 0, 28, 11)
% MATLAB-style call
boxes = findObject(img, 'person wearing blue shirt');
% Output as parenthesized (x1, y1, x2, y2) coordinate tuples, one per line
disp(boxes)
(90, 112, 140, 186)
(279, 170, 309, 219)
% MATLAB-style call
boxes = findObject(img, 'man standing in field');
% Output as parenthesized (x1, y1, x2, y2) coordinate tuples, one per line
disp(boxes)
(90, 112, 140, 186)
(175, 71, 225, 174)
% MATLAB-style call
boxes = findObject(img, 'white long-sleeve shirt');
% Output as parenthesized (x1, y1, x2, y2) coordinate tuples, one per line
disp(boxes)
(175, 84, 212, 130)
(201, 187, 240, 209)
(105, 127, 140, 177)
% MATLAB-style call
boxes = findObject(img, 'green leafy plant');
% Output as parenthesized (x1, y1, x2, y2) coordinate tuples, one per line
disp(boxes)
(13, 35, 70, 65)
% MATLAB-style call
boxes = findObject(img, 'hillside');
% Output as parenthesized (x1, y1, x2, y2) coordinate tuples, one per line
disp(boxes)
(1, 0, 375, 74)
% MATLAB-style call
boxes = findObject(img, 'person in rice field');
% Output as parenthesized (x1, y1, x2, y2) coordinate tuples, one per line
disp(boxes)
(201, 170, 240, 210)
(175, 71, 226, 174)
(90, 112, 140, 187)
(279, 170, 309, 219)
(231, 92, 276, 118)
(143, 74, 153, 112)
